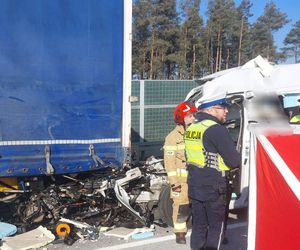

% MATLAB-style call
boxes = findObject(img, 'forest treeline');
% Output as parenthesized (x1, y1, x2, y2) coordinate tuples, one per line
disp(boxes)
(132, 0, 300, 79)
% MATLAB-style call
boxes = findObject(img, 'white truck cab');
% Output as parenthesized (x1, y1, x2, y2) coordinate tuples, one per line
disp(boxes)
(185, 56, 300, 209)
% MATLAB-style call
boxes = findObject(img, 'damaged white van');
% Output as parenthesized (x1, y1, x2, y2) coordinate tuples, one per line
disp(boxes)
(184, 55, 300, 209)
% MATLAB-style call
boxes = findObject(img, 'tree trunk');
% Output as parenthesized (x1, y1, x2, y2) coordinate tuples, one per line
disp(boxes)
(141, 51, 146, 79)
(206, 28, 211, 73)
(192, 43, 196, 79)
(153, 48, 158, 79)
(218, 37, 222, 71)
(149, 30, 156, 80)
(238, 18, 244, 66)
(161, 52, 164, 79)
(215, 34, 219, 72)
(183, 26, 188, 79)
(226, 48, 230, 69)
(210, 37, 214, 73)
(215, 28, 221, 72)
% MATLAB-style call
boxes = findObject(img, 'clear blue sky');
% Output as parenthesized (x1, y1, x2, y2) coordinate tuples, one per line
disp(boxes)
(199, 0, 300, 49)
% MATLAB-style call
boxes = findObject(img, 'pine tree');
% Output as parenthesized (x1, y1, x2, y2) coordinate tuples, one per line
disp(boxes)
(132, 0, 152, 79)
(251, 21, 272, 59)
(237, 0, 253, 66)
(179, 0, 204, 79)
(251, 1, 289, 62)
(206, 0, 239, 72)
(283, 20, 300, 63)
(148, 0, 179, 79)
(163, 0, 180, 79)
(132, 0, 293, 79)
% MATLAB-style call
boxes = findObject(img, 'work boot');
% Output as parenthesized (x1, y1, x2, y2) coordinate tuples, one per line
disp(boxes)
(175, 232, 186, 244)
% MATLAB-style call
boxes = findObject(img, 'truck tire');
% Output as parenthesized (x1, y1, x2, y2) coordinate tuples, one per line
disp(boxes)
(158, 185, 173, 226)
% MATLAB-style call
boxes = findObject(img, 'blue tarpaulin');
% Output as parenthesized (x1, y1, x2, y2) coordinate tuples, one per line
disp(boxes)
(0, 0, 125, 176)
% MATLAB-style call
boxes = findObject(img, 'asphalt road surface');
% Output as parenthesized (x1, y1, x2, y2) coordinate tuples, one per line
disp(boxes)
(45, 212, 248, 250)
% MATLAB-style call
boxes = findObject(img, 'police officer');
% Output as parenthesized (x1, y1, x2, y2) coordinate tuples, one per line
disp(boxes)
(164, 101, 197, 244)
(184, 94, 240, 250)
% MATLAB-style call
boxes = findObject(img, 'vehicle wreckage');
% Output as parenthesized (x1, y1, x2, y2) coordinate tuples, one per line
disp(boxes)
(1, 157, 172, 236)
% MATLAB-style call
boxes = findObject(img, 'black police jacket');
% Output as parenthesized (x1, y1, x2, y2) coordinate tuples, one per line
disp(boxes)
(187, 112, 241, 202)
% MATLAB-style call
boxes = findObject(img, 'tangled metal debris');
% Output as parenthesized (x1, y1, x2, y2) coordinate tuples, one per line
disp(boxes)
(0, 157, 169, 241)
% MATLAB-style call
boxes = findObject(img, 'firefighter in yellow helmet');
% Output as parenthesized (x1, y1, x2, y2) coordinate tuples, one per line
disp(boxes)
(163, 101, 197, 244)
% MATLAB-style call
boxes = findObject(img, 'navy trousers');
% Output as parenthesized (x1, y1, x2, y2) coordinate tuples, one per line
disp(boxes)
(190, 196, 226, 250)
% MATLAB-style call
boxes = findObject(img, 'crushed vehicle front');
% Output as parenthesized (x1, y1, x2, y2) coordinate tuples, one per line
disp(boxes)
(1, 157, 169, 240)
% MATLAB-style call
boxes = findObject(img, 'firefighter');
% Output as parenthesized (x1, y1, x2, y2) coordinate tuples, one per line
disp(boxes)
(185, 94, 240, 250)
(163, 101, 197, 244)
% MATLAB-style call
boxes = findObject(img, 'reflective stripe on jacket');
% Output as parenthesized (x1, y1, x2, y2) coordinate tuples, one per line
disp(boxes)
(167, 168, 188, 178)
(184, 119, 230, 171)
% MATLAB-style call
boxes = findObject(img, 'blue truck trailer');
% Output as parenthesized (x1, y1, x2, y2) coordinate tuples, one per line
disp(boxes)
(0, 1, 174, 232)
(0, 0, 132, 178)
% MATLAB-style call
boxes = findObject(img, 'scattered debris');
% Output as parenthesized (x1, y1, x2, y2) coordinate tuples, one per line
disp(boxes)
(103, 226, 155, 240)
(58, 218, 99, 241)
(80, 226, 99, 241)
(0, 222, 17, 238)
(1, 225, 55, 250)
(0, 157, 170, 247)
(131, 230, 155, 240)
(99, 226, 115, 232)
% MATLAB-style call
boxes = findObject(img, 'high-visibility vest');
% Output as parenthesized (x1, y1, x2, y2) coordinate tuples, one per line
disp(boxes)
(184, 119, 230, 171)
(290, 115, 300, 123)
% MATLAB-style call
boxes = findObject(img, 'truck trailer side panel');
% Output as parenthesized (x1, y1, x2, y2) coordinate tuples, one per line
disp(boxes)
(0, 0, 131, 177)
